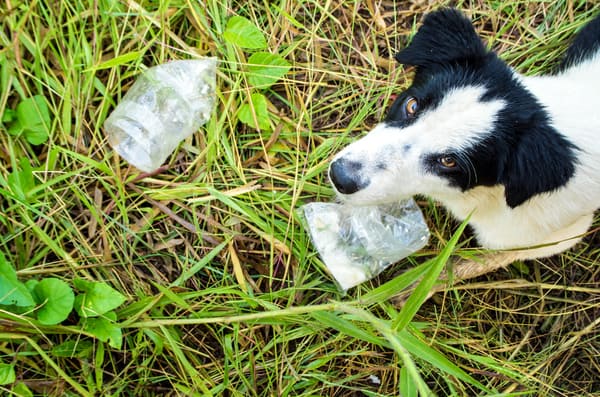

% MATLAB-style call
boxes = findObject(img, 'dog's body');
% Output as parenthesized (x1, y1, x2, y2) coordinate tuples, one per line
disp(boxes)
(329, 9, 600, 262)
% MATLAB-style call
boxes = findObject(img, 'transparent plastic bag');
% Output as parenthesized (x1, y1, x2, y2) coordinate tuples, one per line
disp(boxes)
(104, 58, 217, 172)
(302, 199, 429, 290)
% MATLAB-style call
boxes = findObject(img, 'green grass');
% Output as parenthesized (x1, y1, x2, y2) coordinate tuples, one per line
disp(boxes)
(1, 0, 600, 395)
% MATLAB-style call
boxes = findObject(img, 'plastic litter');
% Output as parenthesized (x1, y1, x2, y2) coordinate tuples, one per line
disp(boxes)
(302, 199, 429, 290)
(104, 58, 217, 172)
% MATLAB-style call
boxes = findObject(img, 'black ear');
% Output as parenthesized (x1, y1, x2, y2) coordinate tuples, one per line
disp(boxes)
(501, 125, 577, 208)
(396, 8, 488, 68)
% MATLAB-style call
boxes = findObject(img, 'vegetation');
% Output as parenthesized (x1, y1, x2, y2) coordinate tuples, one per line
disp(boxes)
(0, 0, 599, 395)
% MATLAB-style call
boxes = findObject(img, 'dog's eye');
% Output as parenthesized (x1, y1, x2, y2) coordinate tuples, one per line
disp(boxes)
(439, 156, 457, 168)
(404, 96, 419, 117)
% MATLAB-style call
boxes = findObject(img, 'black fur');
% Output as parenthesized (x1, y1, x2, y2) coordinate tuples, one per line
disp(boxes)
(559, 13, 600, 71)
(395, 8, 487, 68)
(390, 8, 579, 208)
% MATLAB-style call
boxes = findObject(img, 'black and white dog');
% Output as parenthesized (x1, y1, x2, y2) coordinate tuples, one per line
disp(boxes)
(329, 9, 600, 269)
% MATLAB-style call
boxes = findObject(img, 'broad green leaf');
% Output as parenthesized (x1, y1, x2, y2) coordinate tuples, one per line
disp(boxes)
(247, 52, 291, 88)
(0, 252, 35, 307)
(74, 279, 126, 317)
(12, 383, 33, 397)
(0, 362, 15, 385)
(12, 95, 50, 145)
(7, 158, 36, 202)
(238, 93, 270, 130)
(33, 278, 75, 325)
(24, 128, 50, 145)
(25, 279, 39, 292)
(82, 312, 122, 349)
(1, 108, 15, 123)
(16, 96, 50, 130)
(223, 16, 267, 49)
(7, 120, 23, 136)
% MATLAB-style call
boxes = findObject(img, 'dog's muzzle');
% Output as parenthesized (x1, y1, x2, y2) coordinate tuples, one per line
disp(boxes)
(329, 157, 369, 195)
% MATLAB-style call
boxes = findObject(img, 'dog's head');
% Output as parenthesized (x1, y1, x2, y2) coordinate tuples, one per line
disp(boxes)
(329, 8, 577, 208)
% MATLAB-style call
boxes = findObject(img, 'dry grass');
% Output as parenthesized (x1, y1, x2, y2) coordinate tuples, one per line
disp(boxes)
(1, 0, 599, 395)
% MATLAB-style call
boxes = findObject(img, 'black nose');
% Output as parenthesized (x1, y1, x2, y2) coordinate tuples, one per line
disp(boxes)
(329, 157, 367, 194)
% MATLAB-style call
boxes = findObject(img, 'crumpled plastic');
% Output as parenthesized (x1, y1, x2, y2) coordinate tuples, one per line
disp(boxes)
(104, 58, 217, 172)
(302, 199, 430, 290)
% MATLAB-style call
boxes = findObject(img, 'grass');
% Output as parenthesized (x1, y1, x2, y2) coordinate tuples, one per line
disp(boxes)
(1, 0, 600, 395)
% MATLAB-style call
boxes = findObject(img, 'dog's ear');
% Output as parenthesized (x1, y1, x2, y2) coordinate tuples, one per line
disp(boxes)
(501, 126, 577, 208)
(396, 8, 488, 68)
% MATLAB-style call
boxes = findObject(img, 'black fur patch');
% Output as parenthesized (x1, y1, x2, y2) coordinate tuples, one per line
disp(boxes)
(391, 8, 579, 208)
(395, 8, 487, 68)
(559, 13, 600, 71)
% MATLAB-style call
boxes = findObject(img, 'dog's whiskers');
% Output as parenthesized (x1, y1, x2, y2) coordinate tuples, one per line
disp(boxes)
(458, 152, 478, 185)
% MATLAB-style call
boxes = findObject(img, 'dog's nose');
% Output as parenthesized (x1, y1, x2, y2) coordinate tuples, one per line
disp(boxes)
(329, 158, 365, 194)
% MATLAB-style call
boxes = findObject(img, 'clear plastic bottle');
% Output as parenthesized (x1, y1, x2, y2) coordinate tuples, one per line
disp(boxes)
(104, 58, 217, 172)
(302, 199, 430, 290)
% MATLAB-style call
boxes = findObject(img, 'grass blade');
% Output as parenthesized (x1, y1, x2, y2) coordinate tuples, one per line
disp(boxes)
(360, 259, 431, 305)
(170, 239, 230, 287)
(393, 218, 470, 331)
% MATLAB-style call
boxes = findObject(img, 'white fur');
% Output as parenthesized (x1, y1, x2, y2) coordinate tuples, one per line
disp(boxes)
(332, 86, 505, 203)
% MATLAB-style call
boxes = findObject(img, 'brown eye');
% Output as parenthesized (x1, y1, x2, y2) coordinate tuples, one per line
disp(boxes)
(439, 156, 457, 168)
(404, 96, 418, 117)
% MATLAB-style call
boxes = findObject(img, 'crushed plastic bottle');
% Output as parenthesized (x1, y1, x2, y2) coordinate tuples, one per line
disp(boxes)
(302, 199, 430, 290)
(104, 58, 217, 172)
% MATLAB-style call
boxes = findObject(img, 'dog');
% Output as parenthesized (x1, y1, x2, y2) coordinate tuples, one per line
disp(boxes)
(328, 9, 600, 282)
